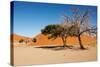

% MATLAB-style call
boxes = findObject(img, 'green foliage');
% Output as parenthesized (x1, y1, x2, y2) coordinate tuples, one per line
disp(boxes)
(41, 24, 63, 39)
(41, 24, 62, 34)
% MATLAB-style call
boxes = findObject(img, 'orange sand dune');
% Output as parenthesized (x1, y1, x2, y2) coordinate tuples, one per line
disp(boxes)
(12, 33, 96, 47)
(32, 34, 96, 46)
(11, 34, 31, 41)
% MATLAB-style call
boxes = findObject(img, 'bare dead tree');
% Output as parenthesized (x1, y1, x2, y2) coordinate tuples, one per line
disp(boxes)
(62, 8, 97, 49)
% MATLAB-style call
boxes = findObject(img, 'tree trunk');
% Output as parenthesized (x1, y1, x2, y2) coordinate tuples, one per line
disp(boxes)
(62, 37, 66, 48)
(63, 39, 66, 47)
(61, 36, 73, 49)
(78, 35, 85, 49)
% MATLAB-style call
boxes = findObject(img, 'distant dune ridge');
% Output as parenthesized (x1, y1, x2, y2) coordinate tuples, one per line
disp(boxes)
(11, 33, 96, 47)
(11, 34, 31, 41)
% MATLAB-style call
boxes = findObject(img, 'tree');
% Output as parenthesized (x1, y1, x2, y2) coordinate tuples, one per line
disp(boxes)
(67, 8, 97, 49)
(41, 8, 97, 49)
(41, 24, 72, 48)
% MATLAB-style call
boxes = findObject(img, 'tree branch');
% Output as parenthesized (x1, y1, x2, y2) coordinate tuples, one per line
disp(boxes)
(79, 28, 97, 35)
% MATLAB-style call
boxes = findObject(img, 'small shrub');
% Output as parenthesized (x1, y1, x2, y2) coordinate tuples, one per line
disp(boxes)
(32, 38, 37, 43)
(19, 39, 24, 43)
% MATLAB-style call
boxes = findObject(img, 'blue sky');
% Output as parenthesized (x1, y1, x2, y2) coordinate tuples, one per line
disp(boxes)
(12, 1, 97, 37)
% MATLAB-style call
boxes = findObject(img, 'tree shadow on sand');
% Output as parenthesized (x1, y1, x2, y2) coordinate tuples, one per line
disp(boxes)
(35, 45, 88, 51)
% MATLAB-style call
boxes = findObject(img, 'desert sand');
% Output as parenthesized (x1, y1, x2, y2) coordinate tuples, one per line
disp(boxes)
(12, 34, 97, 66)
(13, 45, 97, 66)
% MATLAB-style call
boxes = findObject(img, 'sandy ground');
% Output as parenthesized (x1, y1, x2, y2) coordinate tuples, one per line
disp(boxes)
(13, 45, 97, 66)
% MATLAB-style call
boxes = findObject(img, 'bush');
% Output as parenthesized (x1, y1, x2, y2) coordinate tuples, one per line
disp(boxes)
(19, 39, 24, 43)
(32, 38, 37, 43)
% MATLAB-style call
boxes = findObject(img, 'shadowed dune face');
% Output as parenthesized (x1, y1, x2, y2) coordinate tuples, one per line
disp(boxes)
(12, 33, 97, 47)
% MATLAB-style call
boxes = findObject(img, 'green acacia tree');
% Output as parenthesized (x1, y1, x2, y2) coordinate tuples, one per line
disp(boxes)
(41, 24, 72, 48)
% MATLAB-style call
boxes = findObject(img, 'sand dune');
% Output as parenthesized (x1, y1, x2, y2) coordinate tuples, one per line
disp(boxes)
(12, 33, 97, 47)
(33, 34, 96, 46)
(11, 34, 32, 41)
